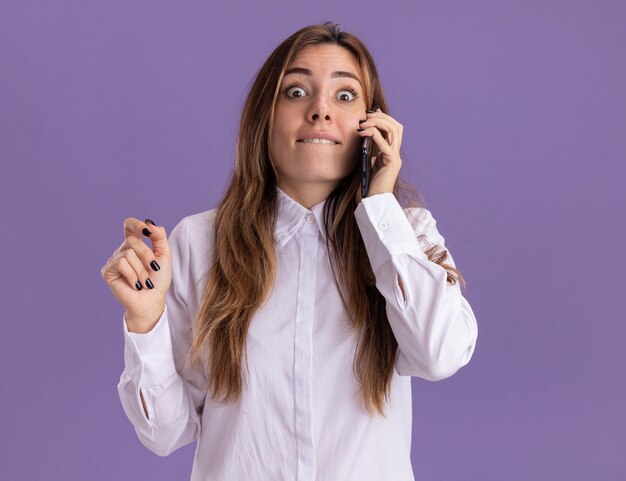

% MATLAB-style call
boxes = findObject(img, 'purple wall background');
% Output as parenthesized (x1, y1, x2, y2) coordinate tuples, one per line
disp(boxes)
(1, 1, 624, 479)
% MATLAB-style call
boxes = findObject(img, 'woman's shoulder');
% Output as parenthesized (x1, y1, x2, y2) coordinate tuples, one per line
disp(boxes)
(170, 207, 219, 263)
(182, 207, 219, 235)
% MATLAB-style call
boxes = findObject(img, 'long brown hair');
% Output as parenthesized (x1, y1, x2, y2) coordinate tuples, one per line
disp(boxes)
(185, 21, 465, 417)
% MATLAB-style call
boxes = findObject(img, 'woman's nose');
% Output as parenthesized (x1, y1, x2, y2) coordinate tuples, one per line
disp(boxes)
(311, 112, 330, 121)
(309, 95, 333, 121)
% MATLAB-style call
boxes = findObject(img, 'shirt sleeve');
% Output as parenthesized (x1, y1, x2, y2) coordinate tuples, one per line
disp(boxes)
(116, 216, 207, 456)
(354, 192, 478, 381)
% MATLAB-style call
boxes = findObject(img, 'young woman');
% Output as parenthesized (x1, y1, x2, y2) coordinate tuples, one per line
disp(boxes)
(102, 21, 478, 481)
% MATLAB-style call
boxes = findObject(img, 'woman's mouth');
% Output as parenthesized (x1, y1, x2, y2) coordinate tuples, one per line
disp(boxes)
(297, 139, 339, 145)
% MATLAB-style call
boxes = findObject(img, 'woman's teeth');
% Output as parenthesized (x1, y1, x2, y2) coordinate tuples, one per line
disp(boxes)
(299, 138, 337, 144)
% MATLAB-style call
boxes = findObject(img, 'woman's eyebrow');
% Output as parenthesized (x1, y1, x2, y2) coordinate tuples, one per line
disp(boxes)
(284, 67, 362, 86)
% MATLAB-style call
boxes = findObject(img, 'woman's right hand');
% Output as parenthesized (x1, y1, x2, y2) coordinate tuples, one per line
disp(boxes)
(100, 218, 171, 333)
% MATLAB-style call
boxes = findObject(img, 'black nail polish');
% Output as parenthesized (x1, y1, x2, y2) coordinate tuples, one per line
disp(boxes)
(145, 218, 157, 227)
(366, 109, 375, 113)
(356, 128, 364, 132)
(135, 281, 142, 290)
(146, 278, 154, 289)
(142, 227, 152, 237)
(150, 260, 160, 271)
(359, 119, 366, 124)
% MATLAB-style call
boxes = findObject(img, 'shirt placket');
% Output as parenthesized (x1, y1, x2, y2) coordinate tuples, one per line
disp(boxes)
(294, 212, 319, 481)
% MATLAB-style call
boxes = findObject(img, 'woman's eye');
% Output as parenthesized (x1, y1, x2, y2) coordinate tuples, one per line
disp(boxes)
(282, 84, 359, 102)
(285, 85, 306, 98)
(337, 88, 358, 102)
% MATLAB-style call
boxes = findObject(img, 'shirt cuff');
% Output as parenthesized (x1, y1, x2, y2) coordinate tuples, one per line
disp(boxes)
(122, 304, 177, 387)
(354, 192, 427, 274)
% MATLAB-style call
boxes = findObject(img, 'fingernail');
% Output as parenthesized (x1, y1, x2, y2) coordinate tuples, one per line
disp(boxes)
(146, 278, 154, 289)
(145, 218, 157, 227)
(135, 281, 142, 291)
(356, 128, 364, 132)
(366, 109, 375, 113)
(359, 119, 366, 124)
(150, 260, 160, 271)
(142, 227, 152, 237)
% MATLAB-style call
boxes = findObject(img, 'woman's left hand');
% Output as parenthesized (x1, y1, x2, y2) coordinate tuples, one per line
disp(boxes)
(355, 108, 403, 204)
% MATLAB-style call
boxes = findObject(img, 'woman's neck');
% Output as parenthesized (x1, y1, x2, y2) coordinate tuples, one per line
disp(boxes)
(276, 180, 336, 210)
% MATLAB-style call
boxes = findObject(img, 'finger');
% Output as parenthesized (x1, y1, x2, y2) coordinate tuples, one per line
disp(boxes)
(367, 110, 404, 149)
(363, 113, 395, 132)
(124, 235, 162, 274)
(124, 217, 152, 239)
(357, 127, 394, 159)
(121, 247, 155, 290)
(123, 217, 170, 260)
(361, 116, 396, 146)
(101, 256, 143, 291)
(371, 108, 403, 129)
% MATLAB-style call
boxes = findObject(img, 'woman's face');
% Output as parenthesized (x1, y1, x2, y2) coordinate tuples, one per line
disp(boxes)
(270, 44, 368, 197)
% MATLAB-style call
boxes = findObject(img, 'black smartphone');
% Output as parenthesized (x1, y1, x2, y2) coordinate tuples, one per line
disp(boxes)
(360, 104, 377, 199)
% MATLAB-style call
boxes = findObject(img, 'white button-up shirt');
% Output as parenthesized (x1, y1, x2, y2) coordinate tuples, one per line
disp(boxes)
(117, 187, 478, 481)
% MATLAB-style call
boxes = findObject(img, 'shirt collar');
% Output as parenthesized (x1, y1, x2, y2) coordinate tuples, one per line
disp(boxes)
(275, 185, 327, 246)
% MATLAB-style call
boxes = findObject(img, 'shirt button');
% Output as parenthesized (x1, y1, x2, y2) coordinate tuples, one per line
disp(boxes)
(378, 221, 388, 230)
(306, 214, 316, 223)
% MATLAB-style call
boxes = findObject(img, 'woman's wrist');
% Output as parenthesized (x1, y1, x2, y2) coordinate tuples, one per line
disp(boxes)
(125, 303, 166, 334)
